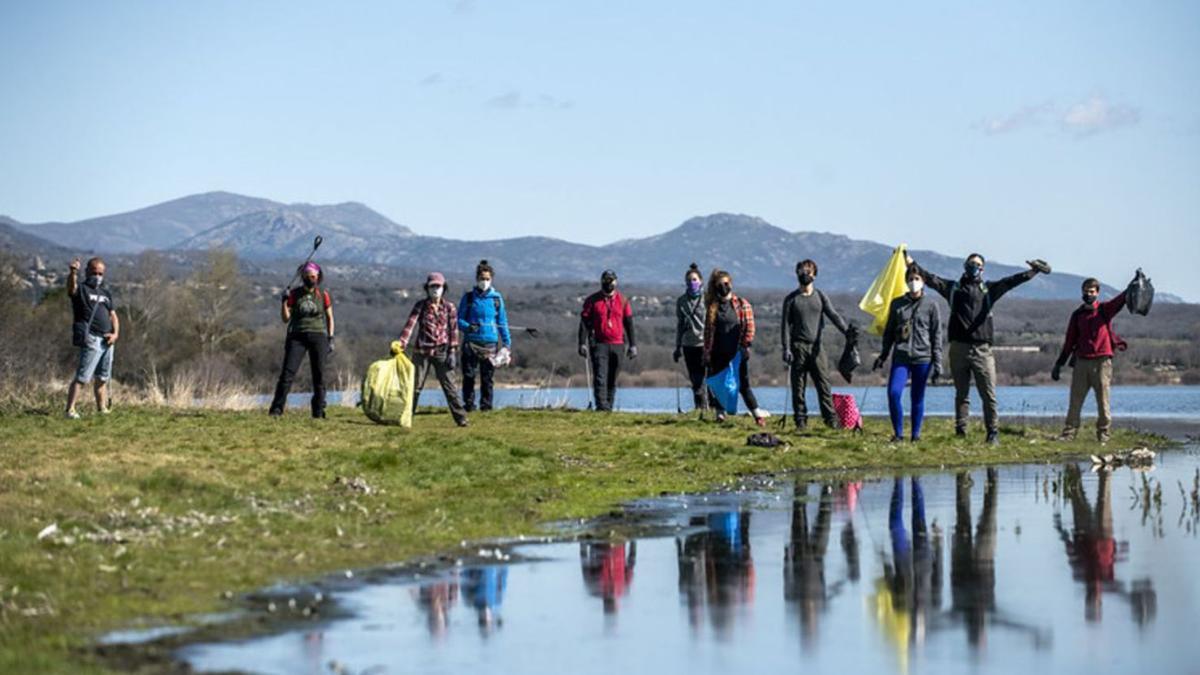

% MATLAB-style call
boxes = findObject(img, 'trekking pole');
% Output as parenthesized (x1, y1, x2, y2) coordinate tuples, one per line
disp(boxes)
(675, 369, 683, 415)
(583, 347, 594, 411)
(283, 235, 324, 291)
(778, 363, 791, 430)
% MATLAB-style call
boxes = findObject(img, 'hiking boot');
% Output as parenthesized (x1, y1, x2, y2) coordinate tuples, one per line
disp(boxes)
(955, 427, 967, 438)
(1057, 431, 1076, 442)
(715, 412, 727, 423)
(456, 418, 470, 428)
(1097, 432, 1111, 445)
(889, 435, 904, 444)
(64, 410, 80, 420)
(312, 410, 326, 419)
(793, 418, 807, 431)
(910, 436, 921, 444)
(268, 409, 283, 418)
(986, 430, 1000, 446)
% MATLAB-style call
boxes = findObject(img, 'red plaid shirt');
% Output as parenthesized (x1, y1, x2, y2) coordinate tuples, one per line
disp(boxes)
(399, 299, 459, 355)
(703, 295, 755, 362)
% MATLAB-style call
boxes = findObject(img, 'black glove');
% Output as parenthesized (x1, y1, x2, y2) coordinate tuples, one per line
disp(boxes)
(741, 346, 751, 362)
(327, 335, 336, 355)
(469, 323, 480, 333)
(447, 351, 457, 371)
(627, 345, 638, 359)
(578, 344, 589, 358)
(281, 288, 291, 302)
(872, 355, 886, 371)
(1051, 363, 1062, 381)
(782, 350, 793, 364)
(845, 324, 860, 340)
(673, 347, 682, 363)
(931, 362, 942, 383)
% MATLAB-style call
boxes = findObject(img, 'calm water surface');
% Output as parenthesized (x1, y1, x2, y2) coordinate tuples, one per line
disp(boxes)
(299, 385, 1200, 421)
(179, 448, 1200, 675)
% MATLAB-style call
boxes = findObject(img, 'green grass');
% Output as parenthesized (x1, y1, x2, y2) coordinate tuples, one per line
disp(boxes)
(0, 406, 1163, 673)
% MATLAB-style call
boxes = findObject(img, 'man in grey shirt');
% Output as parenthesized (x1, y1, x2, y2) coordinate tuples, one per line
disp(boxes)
(781, 259, 853, 429)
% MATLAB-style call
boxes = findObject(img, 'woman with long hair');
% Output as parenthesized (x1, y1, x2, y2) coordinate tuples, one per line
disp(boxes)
(702, 269, 767, 425)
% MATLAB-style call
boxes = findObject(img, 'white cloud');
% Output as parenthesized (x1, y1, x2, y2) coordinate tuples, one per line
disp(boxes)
(1060, 95, 1140, 136)
(485, 90, 573, 110)
(977, 95, 1139, 138)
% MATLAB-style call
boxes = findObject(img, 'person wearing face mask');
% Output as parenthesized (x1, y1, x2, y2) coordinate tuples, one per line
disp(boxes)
(703, 270, 767, 425)
(578, 269, 637, 412)
(270, 262, 335, 418)
(1054, 276, 1134, 444)
(399, 272, 469, 427)
(65, 257, 120, 419)
(873, 268, 943, 442)
(781, 259, 853, 430)
(674, 263, 713, 412)
(457, 260, 512, 412)
(908, 253, 1049, 444)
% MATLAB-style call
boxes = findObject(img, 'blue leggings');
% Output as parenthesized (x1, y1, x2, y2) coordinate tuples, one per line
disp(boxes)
(888, 362, 932, 440)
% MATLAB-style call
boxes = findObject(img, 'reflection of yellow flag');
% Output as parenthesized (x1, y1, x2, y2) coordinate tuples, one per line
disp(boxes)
(859, 244, 909, 336)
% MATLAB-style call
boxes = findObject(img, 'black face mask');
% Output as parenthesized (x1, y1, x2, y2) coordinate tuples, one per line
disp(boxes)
(1083, 293, 1098, 305)
(601, 281, 615, 293)
(964, 263, 983, 279)
(798, 273, 814, 287)
(719, 283, 732, 297)
(302, 278, 316, 289)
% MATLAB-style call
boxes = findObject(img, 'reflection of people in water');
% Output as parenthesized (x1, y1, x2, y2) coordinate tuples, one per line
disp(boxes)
(415, 577, 460, 639)
(462, 566, 507, 635)
(675, 511, 755, 638)
(884, 477, 943, 647)
(581, 540, 636, 616)
(784, 484, 835, 645)
(950, 468, 1049, 650)
(1055, 464, 1157, 626)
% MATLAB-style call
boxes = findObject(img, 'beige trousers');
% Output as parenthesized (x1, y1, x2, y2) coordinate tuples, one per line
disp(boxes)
(1062, 356, 1112, 440)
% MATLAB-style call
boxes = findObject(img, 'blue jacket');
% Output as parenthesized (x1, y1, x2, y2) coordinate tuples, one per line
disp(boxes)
(458, 287, 511, 347)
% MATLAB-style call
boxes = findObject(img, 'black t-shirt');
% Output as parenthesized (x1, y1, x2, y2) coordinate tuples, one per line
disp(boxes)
(710, 300, 742, 372)
(71, 279, 115, 336)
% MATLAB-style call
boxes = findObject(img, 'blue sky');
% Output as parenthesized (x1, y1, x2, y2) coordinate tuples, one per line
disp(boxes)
(2, 1, 1197, 298)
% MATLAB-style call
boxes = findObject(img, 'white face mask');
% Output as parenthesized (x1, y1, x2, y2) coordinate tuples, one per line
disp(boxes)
(477, 279, 492, 292)
(908, 279, 924, 294)
(427, 286, 444, 300)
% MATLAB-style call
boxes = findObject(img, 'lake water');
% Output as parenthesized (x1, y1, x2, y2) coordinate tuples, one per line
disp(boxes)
(177, 447, 1200, 675)
(295, 385, 1200, 422)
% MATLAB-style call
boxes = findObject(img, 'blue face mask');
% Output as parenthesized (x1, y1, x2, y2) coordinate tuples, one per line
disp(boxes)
(964, 263, 982, 279)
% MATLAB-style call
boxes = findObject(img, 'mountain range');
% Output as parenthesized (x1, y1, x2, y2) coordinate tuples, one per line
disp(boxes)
(4, 191, 1157, 300)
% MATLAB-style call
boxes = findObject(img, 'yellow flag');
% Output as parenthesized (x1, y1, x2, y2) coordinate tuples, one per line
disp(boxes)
(859, 244, 909, 336)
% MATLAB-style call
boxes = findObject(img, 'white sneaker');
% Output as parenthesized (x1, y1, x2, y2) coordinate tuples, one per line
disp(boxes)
(64, 410, 81, 420)
(99, 407, 111, 415)
(752, 408, 772, 419)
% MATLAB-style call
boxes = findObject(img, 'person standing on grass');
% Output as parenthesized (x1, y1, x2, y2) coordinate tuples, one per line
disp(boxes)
(579, 269, 637, 412)
(399, 272, 469, 427)
(874, 266, 943, 443)
(458, 260, 511, 412)
(269, 262, 335, 419)
(703, 269, 767, 426)
(908, 253, 1049, 445)
(65, 256, 119, 419)
(781, 259, 854, 430)
(1053, 275, 1135, 445)
(674, 263, 712, 413)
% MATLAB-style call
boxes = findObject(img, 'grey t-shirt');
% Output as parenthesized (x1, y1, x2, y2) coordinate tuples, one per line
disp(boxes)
(781, 288, 847, 347)
(675, 292, 705, 348)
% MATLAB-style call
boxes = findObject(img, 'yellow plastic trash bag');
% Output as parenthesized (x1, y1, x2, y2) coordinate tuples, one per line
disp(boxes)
(361, 341, 415, 427)
(859, 244, 910, 336)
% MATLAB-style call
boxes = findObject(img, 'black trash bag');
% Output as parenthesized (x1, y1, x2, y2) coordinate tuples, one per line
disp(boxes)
(1127, 268, 1154, 316)
(837, 324, 861, 384)
(747, 432, 788, 448)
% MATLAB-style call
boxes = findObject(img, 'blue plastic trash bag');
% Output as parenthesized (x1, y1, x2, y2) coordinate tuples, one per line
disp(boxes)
(705, 351, 742, 415)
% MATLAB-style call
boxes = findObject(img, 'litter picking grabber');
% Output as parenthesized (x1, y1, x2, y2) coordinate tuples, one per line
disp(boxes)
(284, 235, 323, 292)
(471, 322, 541, 338)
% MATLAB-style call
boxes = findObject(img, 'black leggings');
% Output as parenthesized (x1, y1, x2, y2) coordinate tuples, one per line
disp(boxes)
(269, 332, 328, 417)
(682, 345, 715, 410)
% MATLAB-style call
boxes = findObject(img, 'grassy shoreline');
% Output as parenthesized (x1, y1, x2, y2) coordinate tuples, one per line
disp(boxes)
(0, 407, 1169, 673)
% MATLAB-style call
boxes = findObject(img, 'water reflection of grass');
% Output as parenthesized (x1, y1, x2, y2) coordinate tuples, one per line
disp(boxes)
(0, 407, 1166, 673)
